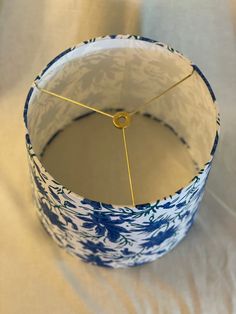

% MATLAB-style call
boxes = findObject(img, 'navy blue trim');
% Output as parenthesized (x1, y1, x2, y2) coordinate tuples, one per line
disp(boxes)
(192, 64, 216, 102)
(192, 64, 219, 157)
(23, 87, 34, 128)
(73, 111, 95, 121)
(137, 35, 156, 43)
(217, 114, 220, 126)
(26, 133, 30, 144)
(108, 34, 117, 39)
(40, 129, 63, 157)
(210, 131, 219, 156)
(40, 47, 72, 77)
(163, 122, 178, 137)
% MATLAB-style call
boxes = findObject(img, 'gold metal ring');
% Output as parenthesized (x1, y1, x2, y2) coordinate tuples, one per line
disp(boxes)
(112, 111, 131, 129)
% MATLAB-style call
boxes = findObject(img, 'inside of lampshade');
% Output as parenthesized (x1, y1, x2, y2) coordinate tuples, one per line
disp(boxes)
(26, 37, 217, 205)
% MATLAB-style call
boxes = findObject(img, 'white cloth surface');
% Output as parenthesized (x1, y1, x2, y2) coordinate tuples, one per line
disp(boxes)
(0, 0, 235, 313)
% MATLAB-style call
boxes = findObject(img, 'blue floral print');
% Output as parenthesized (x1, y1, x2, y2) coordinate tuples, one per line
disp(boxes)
(80, 240, 115, 254)
(24, 34, 219, 268)
(79, 211, 129, 242)
(141, 226, 177, 249)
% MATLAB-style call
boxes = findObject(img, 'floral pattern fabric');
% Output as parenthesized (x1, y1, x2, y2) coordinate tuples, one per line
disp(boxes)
(24, 35, 220, 268)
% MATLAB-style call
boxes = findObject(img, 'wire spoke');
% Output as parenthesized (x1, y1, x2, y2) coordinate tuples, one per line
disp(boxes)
(34, 82, 114, 118)
(130, 68, 195, 116)
(122, 128, 135, 206)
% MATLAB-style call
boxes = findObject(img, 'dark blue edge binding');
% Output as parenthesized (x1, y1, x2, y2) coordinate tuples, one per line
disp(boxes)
(191, 64, 219, 156)
(192, 64, 216, 102)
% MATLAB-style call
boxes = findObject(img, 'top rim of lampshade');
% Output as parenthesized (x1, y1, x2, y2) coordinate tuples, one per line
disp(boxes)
(23, 34, 220, 210)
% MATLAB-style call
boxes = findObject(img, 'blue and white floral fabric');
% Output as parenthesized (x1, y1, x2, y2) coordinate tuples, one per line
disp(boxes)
(24, 35, 220, 268)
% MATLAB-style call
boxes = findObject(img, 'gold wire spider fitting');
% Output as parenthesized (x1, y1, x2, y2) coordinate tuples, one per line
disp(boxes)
(34, 68, 195, 207)
(113, 111, 131, 129)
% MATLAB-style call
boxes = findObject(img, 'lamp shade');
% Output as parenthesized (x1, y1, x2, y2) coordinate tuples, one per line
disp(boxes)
(24, 34, 220, 268)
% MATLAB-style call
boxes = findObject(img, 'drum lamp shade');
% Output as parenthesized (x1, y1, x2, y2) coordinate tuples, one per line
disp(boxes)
(23, 35, 220, 268)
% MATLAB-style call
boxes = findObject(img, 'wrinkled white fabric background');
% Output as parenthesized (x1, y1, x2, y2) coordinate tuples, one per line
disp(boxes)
(0, 1, 235, 313)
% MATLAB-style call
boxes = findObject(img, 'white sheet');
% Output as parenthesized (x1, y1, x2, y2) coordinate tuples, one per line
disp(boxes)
(0, 0, 235, 313)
